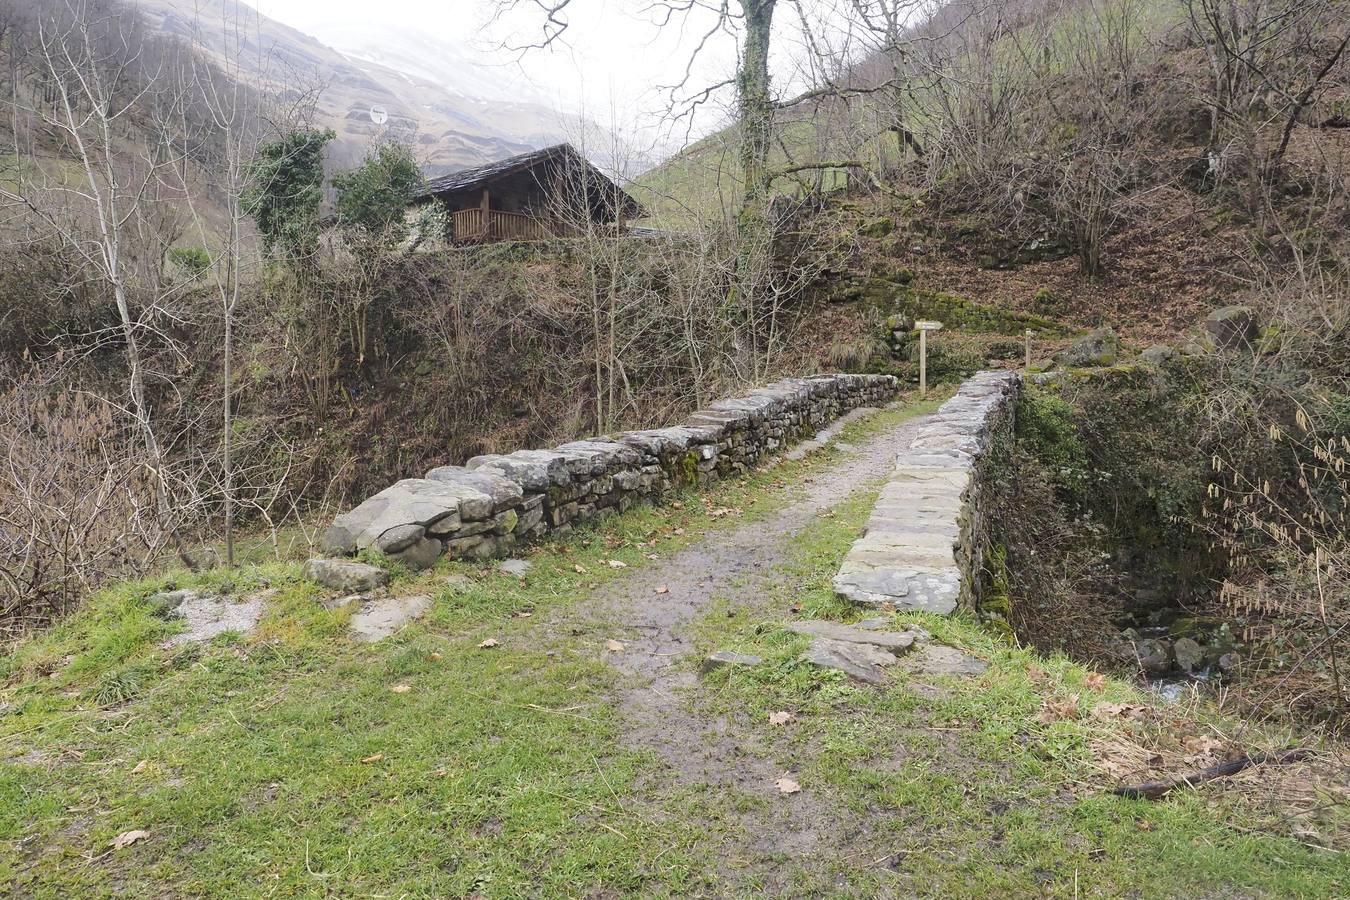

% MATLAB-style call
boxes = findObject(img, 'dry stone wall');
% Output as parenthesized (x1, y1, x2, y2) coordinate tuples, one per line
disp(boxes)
(833, 370, 1020, 615)
(323, 374, 899, 566)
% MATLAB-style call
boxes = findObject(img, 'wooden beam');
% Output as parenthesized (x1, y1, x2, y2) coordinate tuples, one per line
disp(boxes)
(480, 186, 490, 238)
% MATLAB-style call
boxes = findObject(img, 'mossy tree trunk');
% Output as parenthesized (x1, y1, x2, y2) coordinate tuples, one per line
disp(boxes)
(730, 0, 777, 379)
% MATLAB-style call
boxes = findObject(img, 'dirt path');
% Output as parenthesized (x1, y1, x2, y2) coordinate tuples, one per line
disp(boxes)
(558, 407, 937, 891)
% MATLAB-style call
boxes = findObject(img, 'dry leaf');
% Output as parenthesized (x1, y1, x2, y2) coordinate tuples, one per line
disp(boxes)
(672, 527, 686, 535)
(110, 829, 149, 850)
(768, 711, 794, 726)
(1027, 664, 1047, 684)
(1181, 734, 1225, 756)
(607, 559, 628, 569)
(1084, 672, 1107, 692)
(1036, 694, 1079, 724)
(672, 501, 685, 510)
(360, 753, 384, 764)
(775, 776, 801, 795)
(646, 553, 659, 560)
(427, 651, 444, 662)
(478, 638, 500, 649)
(573, 564, 588, 574)
(515, 611, 533, 618)
(605, 639, 626, 653)
(1092, 701, 1147, 721)
(654, 585, 670, 595)
(390, 684, 412, 694)
(1136, 818, 1154, 832)
(129, 760, 148, 775)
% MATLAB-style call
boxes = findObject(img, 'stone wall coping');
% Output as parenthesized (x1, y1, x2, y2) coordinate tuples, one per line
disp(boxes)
(833, 370, 1021, 615)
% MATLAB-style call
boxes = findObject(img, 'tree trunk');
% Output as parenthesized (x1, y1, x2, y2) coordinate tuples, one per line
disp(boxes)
(730, 0, 777, 378)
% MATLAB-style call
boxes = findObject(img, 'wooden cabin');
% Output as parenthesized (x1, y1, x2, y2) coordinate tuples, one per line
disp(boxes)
(410, 143, 645, 244)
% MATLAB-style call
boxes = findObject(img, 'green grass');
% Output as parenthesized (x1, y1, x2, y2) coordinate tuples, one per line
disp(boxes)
(2, 394, 1345, 897)
(685, 476, 1349, 897)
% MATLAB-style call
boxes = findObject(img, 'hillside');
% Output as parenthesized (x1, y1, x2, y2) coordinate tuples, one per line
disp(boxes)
(634, 0, 1350, 342)
(138, 0, 586, 173)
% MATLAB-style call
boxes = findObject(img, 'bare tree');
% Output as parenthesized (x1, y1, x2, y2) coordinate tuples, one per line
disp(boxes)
(0, 0, 201, 568)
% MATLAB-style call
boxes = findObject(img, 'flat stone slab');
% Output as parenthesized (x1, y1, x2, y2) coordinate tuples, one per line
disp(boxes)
(161, 590, 271, 647)
(905, 645, 988, 677)
(800, 638, 899, 684)
(832, 567, 960, 613)
(786, 620, 919, 653)
(349, 595, 433, 642)
(702, 650, 763, 672)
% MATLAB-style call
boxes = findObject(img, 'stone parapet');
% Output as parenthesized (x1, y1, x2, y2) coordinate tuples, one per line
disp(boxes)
(833, 371, 1020, 614)
(324, 374, 900, 566)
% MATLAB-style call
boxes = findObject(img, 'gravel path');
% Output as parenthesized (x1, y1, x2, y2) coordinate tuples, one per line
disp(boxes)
(558, 406, 938, 890)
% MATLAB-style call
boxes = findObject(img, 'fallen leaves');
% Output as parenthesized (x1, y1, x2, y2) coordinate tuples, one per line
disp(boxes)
(1036, 694, 1080, 724)
(1092, 701, 1149, 721)
(654, 585, 669, 595)
(360, 753, 384, 764)
(1181, 734, 1226, 758)
(768, 711, 794, 726)
(1084, 672, 1107, 692)
(606, 559, 628, 569)
(478, 638, 500, 649)
(390, 684, 412, 694)
(707, 506, 742, 519)
(573, 564, 588, 574)
(427, 651, 444, 662)
(605, 639, 626, 653)
(110, 829, 149, 850)
(775, 775, 801, 795)
(129, 760, 148, 775)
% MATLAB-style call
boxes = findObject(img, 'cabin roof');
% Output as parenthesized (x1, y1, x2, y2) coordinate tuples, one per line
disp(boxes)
(411, 143, 644, 217)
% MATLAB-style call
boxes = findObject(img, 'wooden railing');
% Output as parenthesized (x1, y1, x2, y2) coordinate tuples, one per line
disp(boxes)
(450, 208, 558, 243)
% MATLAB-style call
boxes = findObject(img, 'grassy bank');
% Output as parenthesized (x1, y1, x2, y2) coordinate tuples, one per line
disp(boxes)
(2, 395, 1345, 897)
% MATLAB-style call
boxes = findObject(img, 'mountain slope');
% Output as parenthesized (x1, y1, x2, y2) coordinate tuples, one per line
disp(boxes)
(139, 0, 581, 174)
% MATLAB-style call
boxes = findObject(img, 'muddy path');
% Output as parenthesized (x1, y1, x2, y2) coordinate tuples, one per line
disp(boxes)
(553, 408, 938, 892)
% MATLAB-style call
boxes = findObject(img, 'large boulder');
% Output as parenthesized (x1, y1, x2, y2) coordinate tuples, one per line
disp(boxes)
(1204, 305, 1257, 349)
(304, 559, 390, 593)
(1055, 327, 1119, 368)
(1174, 637, 1205, 673)
(323, 479, 475, 555)
(1135, 638, 1173, 678)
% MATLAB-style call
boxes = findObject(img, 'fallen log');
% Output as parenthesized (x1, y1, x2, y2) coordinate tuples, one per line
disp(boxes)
(1113, 749, 1312, 800)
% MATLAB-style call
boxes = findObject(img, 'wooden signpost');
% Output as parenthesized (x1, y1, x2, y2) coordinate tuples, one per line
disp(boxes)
(915, 320, 943, 397)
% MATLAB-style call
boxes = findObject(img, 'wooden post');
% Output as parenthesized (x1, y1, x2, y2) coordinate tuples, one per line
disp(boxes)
(1025, 329, 1033, 370)
(914, 320, 943, 398)
(919, 328, 927, 398)
(480, 186, 490, 239)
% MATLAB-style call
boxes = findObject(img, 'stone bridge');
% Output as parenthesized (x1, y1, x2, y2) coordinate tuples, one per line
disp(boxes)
(322, 370, 1020, 616)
